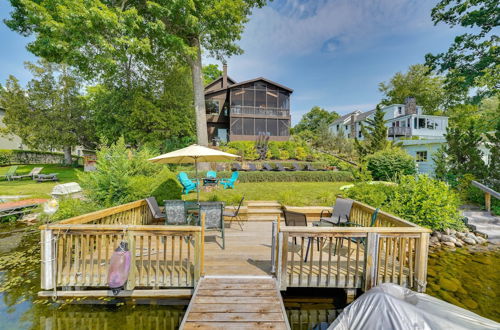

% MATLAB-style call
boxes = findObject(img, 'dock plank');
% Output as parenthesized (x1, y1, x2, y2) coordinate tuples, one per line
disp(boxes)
(180, 276, 290, 330)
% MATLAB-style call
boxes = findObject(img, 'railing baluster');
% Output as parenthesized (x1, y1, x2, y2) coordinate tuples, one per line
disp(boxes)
(299, 237, 304, 286)
(327, 237, 332, 287)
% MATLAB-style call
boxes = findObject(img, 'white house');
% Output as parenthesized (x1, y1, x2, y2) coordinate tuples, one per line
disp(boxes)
(329, 97, 450, 175)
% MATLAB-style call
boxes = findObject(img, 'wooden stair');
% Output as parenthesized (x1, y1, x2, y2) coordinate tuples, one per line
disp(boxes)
(246, 201, 282, 221)
(180, 276, 290, 329)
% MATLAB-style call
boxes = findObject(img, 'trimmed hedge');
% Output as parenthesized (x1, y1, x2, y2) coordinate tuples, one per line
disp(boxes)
(184, 170, 353, 183)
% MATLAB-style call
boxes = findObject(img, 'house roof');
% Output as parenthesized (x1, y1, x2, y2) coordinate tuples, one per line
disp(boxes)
(204, 76, 237, 90)
(331, 110, 363, 126)
(204, 77, 293, 96)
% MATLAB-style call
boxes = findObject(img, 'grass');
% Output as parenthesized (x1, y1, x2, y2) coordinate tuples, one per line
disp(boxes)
(0, 164, 82, 197)
(183, 182, 351, 206)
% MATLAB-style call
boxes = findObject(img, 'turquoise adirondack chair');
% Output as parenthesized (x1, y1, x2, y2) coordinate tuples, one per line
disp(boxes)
(177, 172, 198, 195)
(220, 171, 239, 189)
(206, 170, 217, 179)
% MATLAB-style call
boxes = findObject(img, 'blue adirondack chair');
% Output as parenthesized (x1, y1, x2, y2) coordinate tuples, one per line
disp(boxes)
(206, 170, 217, 179)
(220, 171, 239, 189)
(177, 172, 198, 195)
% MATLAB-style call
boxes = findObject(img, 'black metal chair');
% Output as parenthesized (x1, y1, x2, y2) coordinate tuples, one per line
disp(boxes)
(231, 163, 247, 172)
(247, 163, 258, 172)
(290, 163, 302, 171)
(145, 197, 166, 223)
(223, 197, 245, 230)
(199, 202, 226, 249)
(282, 210, 319, 262)
(261, 163, 273, 171)
(274, 163, 286, 171)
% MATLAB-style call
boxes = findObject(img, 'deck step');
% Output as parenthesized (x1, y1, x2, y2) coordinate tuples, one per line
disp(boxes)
(247, 208, 281, 214)
(247, 215, 280, 221)
(180, 276, 289, 329)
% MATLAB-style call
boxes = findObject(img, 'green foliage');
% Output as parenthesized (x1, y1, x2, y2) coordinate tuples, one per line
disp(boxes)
(344, 182, 396, 208)
(203, 64, 222, 85)
(425, 0, 499, 101)
(79, 138, 181, 207)
(186, 170, 353, 183)
(279, 150, 289, 160)
(46, 198, 100, 222)
(220, 140, 315, 161)
(293, 106, 340, 134)
(355, 105, 388, 157)
(0, 150, 13, 165)
(388, 175, 464, 230)
(365, 148, 416, 181)
(0, 61, 94, 164)
(345, 175, 465, 230)
(379, 64, 447, 114)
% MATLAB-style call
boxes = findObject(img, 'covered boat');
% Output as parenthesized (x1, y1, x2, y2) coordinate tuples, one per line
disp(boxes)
(329, 283, 499, 330)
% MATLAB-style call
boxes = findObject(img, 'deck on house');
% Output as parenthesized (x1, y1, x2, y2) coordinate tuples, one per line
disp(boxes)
(180, 276, 290, 330)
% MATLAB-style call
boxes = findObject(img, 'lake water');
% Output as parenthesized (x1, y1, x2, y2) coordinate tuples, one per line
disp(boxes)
(1, 223, 498, 329)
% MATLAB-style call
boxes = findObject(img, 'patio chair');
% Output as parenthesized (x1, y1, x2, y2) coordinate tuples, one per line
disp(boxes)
(164, 200, 191, 225)
(231, 163, 247, 171)
(199, 202, 225, 249)
(204, 170, 218, 186)
(220, 171, 238, 189)
(177, 172, 198, 195)
(290, 163, 302, 171)
(207, 170, 217, 179)
(274, 163, 286, 171)
(247, 163, 258, 172)
(0, 165, 18, 181)
(11, 167, 43, 180)
(282, 210, 319, 262)
(319, 198, 354, 226)
(35, 173, 58, 182)
(304, 164, 318, 171)
(145, 197, 166, 223)
(261, 163, 273, 171)
(223, 197, 245, 230)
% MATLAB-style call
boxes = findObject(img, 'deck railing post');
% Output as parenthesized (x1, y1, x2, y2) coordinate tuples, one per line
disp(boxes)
(363, 232, 379, 291)
(41, 229, 55, 290)
(271, 220, 277, 274)
(194, 230, 201, 286)
(277, 231, 289, 291)
(485, 192, 491, 212)
(415, 232, 429, 292)
(125, 230, 136, 290)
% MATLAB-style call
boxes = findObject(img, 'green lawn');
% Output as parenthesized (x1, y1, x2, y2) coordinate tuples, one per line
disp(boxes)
(0, 164, 82, 197)
(183, 182, 351, 206)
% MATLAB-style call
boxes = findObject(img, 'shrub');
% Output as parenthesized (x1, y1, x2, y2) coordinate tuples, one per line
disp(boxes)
(79, 138, 181, 207)
(295, 147, 307, 161)
(185, 170, 353, 183)
(47, 198, 101, 222)
(0, 150, 12, 165)
(365, 148, 416, 181)
(386, 175, 464, 231)
(344, 182, 396, 208)
(279, 150, 289, 160)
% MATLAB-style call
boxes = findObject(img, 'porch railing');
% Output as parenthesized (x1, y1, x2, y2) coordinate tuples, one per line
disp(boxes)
(40, 200, 204, 291)
(276, 200, 430, 292)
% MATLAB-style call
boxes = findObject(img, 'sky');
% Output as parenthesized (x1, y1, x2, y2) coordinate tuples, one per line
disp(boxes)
(1, 0, 465, 125)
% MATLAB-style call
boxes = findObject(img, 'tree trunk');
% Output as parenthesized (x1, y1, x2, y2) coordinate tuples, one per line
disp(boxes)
(63, 146, 72, 166)
(189, 37, 209, 147)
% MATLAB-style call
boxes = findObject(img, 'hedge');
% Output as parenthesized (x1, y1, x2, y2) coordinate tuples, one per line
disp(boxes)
(184, 170, 353, 183)
(0, 149, 83, 165)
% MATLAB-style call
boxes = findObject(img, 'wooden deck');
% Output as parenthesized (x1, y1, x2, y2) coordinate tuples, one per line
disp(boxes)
(180, 276, 290, 330)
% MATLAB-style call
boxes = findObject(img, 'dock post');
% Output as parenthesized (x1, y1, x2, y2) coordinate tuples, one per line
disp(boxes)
(41, 229, 55, 290)
(125, 231, 136, 290)
(485, 192, 491, 212)
(345, 289, 356, 303)
(271, 220, 277, 274)
(415, 232, 429, 292)
(363, 233, 379, 291)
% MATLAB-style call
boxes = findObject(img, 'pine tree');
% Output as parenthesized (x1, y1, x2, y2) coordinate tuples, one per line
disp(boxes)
(355, 105, 388, 157)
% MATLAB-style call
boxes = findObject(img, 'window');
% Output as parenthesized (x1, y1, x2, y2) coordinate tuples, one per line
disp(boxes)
(418, 118, 426, 129)
(398, 106, 402, 114)
(205, 100, 220, 114)
(416, 151, 428, 162)
(358, 130, 362, 138)
(427, 119, 437, 129)
(336, 124, 339, 131)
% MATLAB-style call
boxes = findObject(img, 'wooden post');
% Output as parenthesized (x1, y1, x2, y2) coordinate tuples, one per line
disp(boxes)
(194, 231, 201, 286)
(125, 231, 136, 290)
(363, 232, 379, 291)
(41, 229, 55, 290)
(278, 232, 289, 291)
(200, 213, 206, 276)
(271, 220, 277, 274)
(415, 232, 429, 292)
(485, 192, 491, 212)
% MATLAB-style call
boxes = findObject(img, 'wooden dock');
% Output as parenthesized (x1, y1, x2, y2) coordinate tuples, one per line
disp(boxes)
(180, 276, 290, 330)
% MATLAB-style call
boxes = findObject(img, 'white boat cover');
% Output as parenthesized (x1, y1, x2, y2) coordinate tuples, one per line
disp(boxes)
(329, 283, 499, 330)
(51, 182, 82, 196)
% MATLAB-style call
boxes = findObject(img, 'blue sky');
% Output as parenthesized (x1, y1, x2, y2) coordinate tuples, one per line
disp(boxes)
(1, 0, 464, 124)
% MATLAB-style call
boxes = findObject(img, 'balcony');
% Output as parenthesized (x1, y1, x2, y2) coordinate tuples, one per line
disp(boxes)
(388, 126, 411, 137)
(230, 106, 290, 117)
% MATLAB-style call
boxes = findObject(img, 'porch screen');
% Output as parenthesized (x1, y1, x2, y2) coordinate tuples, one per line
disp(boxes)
(230, 117, 243, 135)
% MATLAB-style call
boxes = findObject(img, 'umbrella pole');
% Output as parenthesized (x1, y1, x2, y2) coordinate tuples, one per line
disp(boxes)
(195, 158, 200, 203)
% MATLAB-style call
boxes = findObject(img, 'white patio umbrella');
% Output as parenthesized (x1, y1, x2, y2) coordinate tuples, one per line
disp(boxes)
(148, 144, 240, 201)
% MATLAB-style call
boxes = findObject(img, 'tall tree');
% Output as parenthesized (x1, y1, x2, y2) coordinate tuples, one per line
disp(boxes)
(294, 106, 340, 134)
(425, 0, 499, 101)
(5, 0, 266, 146)
(0, 61, 93, 164)
(379, 64, 448, 113)
(203, 64, 222, 85)
(355, 105, 388, 157)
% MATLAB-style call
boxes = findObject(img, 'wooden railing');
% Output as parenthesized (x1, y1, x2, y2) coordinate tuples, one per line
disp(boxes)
(40, 200, 204, 292)
(276, 200, 430, 292)
(472, 180, 500, 212)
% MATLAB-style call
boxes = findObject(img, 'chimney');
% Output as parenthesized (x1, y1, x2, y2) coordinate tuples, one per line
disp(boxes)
(350, 112, 358, 138)
(405, 96, 417, 115)
(222, 63, 228, 88)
